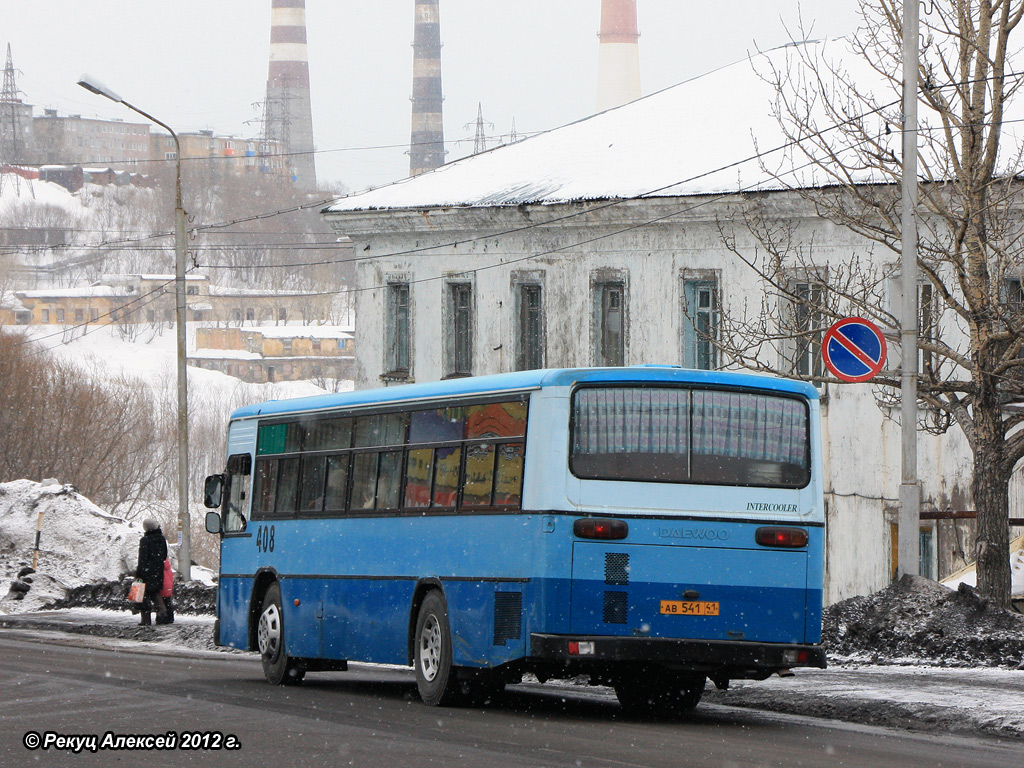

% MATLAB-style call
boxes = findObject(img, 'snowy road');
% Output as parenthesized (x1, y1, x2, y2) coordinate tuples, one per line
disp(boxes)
(0, 634, 1019, 768)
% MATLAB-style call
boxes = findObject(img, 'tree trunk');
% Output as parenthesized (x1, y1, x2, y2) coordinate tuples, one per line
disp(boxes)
(970, 390, 1013, 610)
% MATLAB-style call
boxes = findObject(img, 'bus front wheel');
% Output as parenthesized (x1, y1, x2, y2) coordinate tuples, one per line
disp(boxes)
(258, 582, 305, 686)
(414, 591, 463, 706)
(614, 670, 705, 714)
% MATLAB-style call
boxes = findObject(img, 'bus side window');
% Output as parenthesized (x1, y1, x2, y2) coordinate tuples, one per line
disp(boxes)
(224, 453, 252, 532)
(494, 443, 525, 507)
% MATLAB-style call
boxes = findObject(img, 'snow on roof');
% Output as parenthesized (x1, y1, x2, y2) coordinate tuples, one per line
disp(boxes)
(323, 38, 966, 214)
(18, 286, 119, 299)
(1, 292, 26, 311)
(207, 285, 318, 297)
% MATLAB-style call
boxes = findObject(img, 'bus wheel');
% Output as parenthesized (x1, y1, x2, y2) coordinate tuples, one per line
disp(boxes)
(414, 591, 463, 706)
(614, 671, 705, 714)
(258, 582, 304, 686)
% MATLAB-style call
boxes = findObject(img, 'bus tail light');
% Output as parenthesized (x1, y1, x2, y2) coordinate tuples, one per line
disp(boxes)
(783, 649, 811, 665)
(573, 518, 628, 540)
(755, 527, 809, 548)
(568, 641, 595, 656)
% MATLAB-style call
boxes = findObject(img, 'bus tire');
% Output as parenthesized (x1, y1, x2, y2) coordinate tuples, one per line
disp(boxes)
(614, 671, 704, 714)
(414, 590, 463, 706)
(257, 582, 305, 686)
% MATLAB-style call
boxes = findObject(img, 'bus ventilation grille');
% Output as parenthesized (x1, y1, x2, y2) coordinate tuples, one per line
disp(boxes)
(603, 591, 629, 624)
(604, 553, 630, 586)
(493, 592, 523, 646)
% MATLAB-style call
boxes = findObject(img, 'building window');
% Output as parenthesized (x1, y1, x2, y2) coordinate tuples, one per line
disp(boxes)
(790, 277, 826, 379)
(386, 282, 411, 376)
(246, 308, 255, 321)
(448, 283, 473, 377)
(56, 308, 65, 323)
(186, 285, 199, 296)
(278, 308, 287, 322)
(41, 309, 49, 323)
(74, 309, 84, 323)
(517, 284, 544, 371)
(91, 308, 99, 322)
(595, 281, 625, 367)
(282, 339, 293, 355)
(683, 279, 718, 370)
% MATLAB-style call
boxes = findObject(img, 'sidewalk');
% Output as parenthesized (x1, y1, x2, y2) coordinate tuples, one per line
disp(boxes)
(1, 608, 1022, 739)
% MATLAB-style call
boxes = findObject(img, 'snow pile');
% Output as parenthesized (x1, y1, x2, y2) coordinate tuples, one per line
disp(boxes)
(824, 575, 1024, 668)
(0, 479, 141, 614)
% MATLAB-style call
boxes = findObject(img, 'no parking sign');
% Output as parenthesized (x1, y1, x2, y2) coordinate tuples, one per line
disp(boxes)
(821, 317, 887, 383)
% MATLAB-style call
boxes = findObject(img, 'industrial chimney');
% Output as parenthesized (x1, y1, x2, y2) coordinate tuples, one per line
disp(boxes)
(409, 0, 445, 176)
(265, 0, 317, 190)
(596, 0, 641, 112)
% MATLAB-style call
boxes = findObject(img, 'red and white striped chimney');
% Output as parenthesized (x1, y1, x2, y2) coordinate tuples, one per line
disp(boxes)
(410, 0, 445, 176)
(266, 0, 317, 190)
(596, 0, 641, 112)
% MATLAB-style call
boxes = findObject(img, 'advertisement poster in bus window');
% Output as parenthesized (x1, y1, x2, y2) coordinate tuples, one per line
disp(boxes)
(405, 448, 433, 507)
(463, 444, 496, 506)
(494, 444, 525, 505)
(433, 446, 461, 507)
(466, 401, 527, 439)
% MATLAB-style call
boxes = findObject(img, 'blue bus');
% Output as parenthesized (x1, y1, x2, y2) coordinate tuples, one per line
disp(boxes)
(204, 366, 826, 711)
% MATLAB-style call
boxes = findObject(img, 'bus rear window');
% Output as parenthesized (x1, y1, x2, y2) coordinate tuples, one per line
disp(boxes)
(571, 386, 809, 488)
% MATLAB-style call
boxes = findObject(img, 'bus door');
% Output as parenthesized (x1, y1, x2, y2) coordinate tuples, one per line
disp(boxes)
(217, 452, 254, 649)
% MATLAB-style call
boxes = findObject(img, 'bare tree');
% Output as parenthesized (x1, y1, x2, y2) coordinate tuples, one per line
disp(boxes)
(715, 1, 1024, 607)
(0, 334, 163, 517)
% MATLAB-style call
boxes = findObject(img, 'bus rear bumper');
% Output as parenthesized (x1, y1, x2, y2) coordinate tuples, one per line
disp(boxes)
(529, 633, 827, 677)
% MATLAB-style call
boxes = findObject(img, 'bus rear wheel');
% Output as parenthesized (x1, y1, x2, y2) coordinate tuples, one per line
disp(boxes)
(614, 670, 705, 714)
(414, 591, 463, 706)
(258, 582, 305, 686)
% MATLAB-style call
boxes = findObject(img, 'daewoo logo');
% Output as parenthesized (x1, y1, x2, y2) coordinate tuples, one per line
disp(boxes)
(658, 527, 730, 541)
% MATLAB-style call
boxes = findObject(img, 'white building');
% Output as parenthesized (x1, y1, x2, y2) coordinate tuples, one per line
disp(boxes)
(323, 41, 1022, 603)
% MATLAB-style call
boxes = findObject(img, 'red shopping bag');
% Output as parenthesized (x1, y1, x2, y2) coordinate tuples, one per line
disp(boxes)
(161, 559, 173, 598)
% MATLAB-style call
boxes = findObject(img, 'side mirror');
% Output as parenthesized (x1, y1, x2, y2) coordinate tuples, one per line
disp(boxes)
(204, 474, 225, 509)
(205, 511, 223, 535)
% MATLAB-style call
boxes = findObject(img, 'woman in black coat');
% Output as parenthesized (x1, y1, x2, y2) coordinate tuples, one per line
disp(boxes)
(136, 518, 169, 625)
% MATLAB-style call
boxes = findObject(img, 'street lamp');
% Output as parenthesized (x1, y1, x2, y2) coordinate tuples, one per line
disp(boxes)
(77, 74, 192, 581)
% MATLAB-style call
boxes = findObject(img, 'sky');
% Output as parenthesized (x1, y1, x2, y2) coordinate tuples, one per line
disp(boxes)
(4, 1, 861, 195)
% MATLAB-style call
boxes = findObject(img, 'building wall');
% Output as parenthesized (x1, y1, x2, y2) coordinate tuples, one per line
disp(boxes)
(190, 355, 352, 383)
(327, 193, 1007, 604)
(33, 113, 151, 167)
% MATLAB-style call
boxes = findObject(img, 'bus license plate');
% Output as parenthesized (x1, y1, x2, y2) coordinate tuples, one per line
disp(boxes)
(660, 600, 719, 616)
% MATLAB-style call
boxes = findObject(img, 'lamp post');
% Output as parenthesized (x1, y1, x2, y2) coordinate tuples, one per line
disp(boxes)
(77, 74, 191, 580)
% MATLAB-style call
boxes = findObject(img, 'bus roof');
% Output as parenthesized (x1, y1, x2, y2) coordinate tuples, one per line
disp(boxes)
(229, 366, 819, 421)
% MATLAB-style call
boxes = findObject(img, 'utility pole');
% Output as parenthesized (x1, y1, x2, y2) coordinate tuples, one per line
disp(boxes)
(77, 74, 192, 580)
(899, 0, 921, 577)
